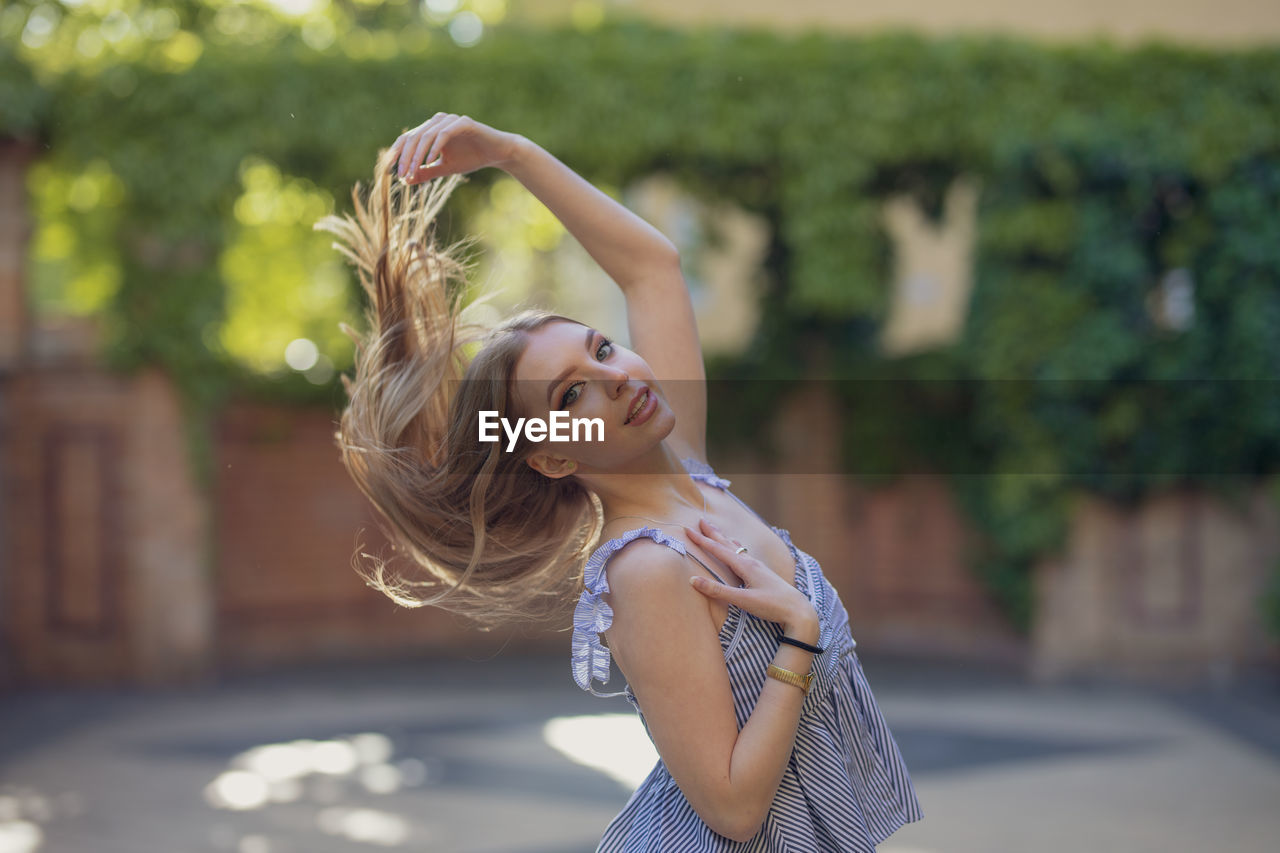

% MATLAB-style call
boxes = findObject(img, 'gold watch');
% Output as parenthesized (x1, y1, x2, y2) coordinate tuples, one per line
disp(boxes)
(766, 663, 814, 694)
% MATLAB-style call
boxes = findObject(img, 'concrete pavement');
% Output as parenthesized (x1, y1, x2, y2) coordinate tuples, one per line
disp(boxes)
(1, 653, 1277, 853)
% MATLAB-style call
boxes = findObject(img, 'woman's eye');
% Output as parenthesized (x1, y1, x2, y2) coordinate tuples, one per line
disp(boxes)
(559, 340, 611, 407)
(560, 382, 583, 408)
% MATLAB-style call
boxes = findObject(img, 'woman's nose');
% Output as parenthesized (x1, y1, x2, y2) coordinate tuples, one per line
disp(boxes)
(599, 365, 629, 397)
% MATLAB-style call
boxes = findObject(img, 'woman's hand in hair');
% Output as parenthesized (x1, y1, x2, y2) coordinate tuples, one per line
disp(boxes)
(684, 519, 819, 642)
(391, 113, 524, 183)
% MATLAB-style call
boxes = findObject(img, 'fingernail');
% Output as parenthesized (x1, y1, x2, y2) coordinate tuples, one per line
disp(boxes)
(689, 576, 702, 587)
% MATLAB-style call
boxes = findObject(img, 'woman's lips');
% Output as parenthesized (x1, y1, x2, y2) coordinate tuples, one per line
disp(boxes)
(625, 387, 656, 426)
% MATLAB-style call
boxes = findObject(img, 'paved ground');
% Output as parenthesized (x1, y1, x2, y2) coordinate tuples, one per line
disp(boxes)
(1, 653, 1278, 853)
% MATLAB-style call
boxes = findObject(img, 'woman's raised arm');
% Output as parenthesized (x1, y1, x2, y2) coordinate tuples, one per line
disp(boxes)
(394, 114, 678, 287)
(498, 133, 707, 458)
(392, 114, 708, 457)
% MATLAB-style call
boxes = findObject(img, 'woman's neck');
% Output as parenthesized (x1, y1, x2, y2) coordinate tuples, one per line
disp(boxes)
(582, 442, 707, 526)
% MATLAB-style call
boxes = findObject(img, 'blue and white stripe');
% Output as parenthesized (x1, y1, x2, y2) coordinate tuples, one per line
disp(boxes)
(573, 459, 925, 851)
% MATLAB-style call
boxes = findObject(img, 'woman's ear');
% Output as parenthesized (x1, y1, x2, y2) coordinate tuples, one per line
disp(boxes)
(527, 453, 577, 479)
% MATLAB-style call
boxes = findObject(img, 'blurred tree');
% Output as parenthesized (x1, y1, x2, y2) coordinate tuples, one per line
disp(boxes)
(0, 0, 524, 77)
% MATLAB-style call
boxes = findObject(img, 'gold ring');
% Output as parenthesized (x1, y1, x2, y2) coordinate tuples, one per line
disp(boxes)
(735, 545, 748, 555)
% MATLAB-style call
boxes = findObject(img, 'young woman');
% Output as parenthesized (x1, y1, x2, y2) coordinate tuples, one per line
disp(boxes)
(317, 113, 924, 850)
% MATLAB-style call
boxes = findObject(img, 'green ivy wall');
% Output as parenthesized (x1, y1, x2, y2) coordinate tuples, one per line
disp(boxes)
(3, 20, 1278, 635)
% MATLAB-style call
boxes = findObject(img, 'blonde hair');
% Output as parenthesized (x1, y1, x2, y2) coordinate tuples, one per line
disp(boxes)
(314, 147, 602, 629)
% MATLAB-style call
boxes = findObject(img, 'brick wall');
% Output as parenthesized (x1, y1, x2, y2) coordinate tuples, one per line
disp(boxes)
(2, 359, 213, 686)
(212, 399, 568, 674)
(1034, 483, 1280, 686)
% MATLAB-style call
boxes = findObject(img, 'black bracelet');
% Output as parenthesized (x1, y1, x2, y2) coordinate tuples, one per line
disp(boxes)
(777, 632, 825, 655)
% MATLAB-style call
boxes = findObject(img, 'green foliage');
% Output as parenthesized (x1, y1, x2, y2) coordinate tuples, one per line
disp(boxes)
(0, 36, 47, 134)
(3, 16, 1279, 634)
(26, 156, 127, 316)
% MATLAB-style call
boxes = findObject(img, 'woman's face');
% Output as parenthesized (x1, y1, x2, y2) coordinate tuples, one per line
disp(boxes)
(509, 320, 675, 475)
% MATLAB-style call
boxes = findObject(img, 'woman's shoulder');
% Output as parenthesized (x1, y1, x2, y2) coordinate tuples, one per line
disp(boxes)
(599, 534, 692, 595)
(587, 525, 689, 581)
(578, 530, 699, 650)
(594, 535, 718, 649)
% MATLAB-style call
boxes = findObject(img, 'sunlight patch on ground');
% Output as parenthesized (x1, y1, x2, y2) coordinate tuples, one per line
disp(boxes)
(203, 733, 424, 812)
(0, 820, 41, 853)
(542, 714, 659, 790)
(201, 731, 428, 849)
(0, 786, 83, 853)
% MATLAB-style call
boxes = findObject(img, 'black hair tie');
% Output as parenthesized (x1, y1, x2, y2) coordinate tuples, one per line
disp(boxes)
(777, 632, 825, 655)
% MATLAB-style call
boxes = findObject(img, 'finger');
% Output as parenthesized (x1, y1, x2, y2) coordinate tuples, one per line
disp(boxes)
(408, 114, 461, 179)
(684, 526, 749, 579)
(686, 522, 732, 552)
(697, 517, 739, 546)
(692, 519, 747, 556)
(391, 129, 411, 153)
(689, 575, 721, 595)
(399, 114, 450, 179)
(420, 116, 467, 174)
(689, 574, 741, 597)
(395, 133, 417, 178)
(403, 132, 433, 181)
(689, 575, 752, 610)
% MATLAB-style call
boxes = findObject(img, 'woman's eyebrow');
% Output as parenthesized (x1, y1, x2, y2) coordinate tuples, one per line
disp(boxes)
(545, 327, 598, 407)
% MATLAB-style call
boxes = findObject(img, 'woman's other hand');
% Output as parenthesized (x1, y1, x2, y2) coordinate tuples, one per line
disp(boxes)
(684, 519, 819, 641)
(390, 113, 523, 183)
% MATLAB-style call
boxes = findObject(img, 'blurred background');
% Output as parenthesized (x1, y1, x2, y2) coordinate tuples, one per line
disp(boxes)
(2, 1, 1279, 851)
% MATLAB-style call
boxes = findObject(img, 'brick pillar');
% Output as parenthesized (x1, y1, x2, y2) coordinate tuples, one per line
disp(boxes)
(127, 367, 216, 685)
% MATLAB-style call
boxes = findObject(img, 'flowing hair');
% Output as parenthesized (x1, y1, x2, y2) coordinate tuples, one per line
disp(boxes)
(314, 147, 602, 629)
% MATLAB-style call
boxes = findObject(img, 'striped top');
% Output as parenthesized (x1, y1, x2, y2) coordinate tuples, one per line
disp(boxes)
(571, 458, 924, 851)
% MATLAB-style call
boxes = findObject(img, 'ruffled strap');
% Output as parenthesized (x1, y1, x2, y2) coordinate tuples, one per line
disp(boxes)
(572, 527, 689, 697)
(680, 457, 731, 490)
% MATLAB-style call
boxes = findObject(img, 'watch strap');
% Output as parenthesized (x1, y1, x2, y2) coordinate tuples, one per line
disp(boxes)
(766, 663, 813, 694)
